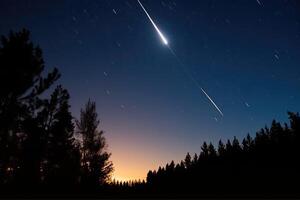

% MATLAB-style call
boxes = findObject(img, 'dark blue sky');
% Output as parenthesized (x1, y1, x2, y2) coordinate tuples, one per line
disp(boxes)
(1, 0, 300, 180)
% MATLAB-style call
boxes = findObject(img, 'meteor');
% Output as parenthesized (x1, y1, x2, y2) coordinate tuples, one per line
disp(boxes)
(200, 87, 224, 117)
(169, 47, 224, 117)
(136, 0, 224, 117)
(256, 0, 263, 6)
(137, 0, 168, 45)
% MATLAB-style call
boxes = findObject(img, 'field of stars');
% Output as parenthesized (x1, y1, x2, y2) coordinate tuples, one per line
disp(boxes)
(0, 0, 300, 181)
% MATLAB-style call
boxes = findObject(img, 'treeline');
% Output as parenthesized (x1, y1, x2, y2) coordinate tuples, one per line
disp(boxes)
(144, 113, 300, 197)
(0, 29, 113, 195)
(1, 29, 300, 197)
(108, 113, 300, 197)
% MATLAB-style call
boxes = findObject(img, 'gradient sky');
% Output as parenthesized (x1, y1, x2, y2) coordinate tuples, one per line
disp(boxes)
(1, 0, 300, 181)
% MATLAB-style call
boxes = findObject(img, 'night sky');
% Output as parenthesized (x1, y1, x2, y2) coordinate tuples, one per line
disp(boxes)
(1, 0, 300, 181)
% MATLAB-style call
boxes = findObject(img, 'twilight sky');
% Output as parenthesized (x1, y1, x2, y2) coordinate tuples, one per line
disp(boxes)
(1, 0, 300, 181)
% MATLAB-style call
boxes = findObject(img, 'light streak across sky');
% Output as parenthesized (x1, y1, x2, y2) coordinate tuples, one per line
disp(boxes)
(137, 0, 168, 45)
(137, 0, 224, 117)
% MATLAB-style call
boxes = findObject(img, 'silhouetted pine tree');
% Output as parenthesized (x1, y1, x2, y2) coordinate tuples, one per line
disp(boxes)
(184, 153, 191, 168)
(218, 140, 226, 156)
(242, 133, 254, 152)
(42, 86, 81, 188)
(200, 141, 209, 158)
(76, 99, 113, 188)
(0, 29, 59, 185)
(208, 142, 217, 157)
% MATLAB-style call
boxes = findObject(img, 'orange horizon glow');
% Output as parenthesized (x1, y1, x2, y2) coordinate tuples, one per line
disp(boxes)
(105, 127, 210, 182)
(101, 111, 222, 183)
(105, 131, 178, 182)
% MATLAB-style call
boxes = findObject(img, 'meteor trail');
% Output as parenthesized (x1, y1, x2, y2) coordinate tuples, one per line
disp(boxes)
(137, 0, 224, 117)
(256, 0, 263, 6)
(200, 88, 224, 117)
(168, 46, 224, 117)
(137, 0, 168, 45)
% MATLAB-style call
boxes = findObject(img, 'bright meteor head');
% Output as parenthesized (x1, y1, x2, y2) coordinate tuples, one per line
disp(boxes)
(160, 32, 168, 45)
(138, 0, 169, 46)
(155, 27, 168, 45)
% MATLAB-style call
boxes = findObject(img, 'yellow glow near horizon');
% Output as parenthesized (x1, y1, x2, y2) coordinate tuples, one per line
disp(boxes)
(106, 131, 190, 182)
(102, 120, 215, 183)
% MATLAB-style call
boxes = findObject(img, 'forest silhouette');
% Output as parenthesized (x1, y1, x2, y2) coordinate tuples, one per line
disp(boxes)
(0, 29, 299, 198)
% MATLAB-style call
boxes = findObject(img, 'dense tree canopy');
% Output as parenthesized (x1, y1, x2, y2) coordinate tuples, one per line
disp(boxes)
(0, 30, 113, 195)
(145, 112, 300, 196)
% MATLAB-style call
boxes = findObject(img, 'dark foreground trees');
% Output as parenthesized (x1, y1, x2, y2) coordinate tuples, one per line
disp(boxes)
(145, 113, 300, 197)
(1, 29, 300, 198)
(0, 30, 113, 195)
(0, 29, 60, 185)
(76, 99, 113, 188)
(41, 86, 82, 188)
